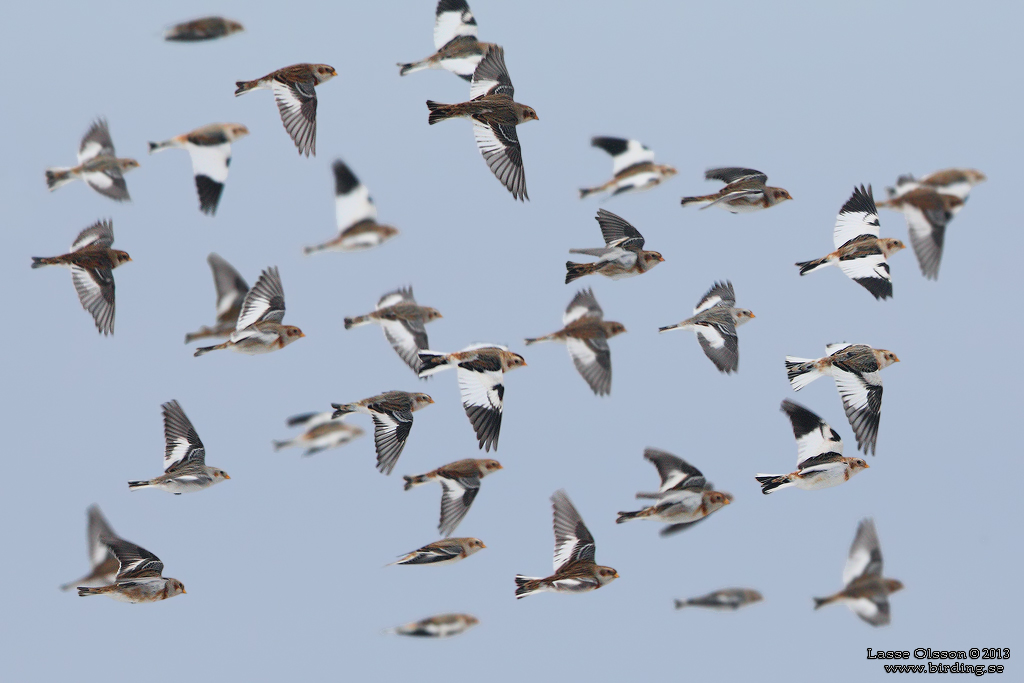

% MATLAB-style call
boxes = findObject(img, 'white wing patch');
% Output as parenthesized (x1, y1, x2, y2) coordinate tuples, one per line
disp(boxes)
(187, 143, 231, 183)
(335, 184, 377, 231)
(457, 365, 503, 413)
(834, 210, 880, 248)
(837, 253, 891, 285)
(434, 5, 477, 50)
(611, 140, 655, 175)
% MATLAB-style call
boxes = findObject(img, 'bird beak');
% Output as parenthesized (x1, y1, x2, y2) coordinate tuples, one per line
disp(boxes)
(657, 256, 665, 262)
(496, 463, 504, 469)
(893, 356, 901, 362)
(862, 463, 870, 468)
(613, 572, 620, 578)
(427, 397, 435, 404)
(182, 589, 187, 594)
(299, 332, 306, 338)
(748, 313, 756, 319)
(224, 474, 231, 479)
(480, 542, 487, 548)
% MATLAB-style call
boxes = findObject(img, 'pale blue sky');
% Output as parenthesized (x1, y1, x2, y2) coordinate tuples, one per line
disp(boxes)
(2, 1, 1021, 681)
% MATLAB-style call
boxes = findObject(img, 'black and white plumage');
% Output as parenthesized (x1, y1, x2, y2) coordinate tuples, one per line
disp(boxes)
(814, 519, 903, 627)
(418, 344, 526, 451)
(184, 253, 249, 343)
(398, 0, 494, 80)
(234, 64, 337, 156)
(148, 123, 249, 215)
(579, 137, 677, 199)
(385, 613, 479, 638)
(127, 400, 230, 494)
(785, 343, 899, 455)
(45, 119, 138, 202)
(60, 505, 120, 591)
(403, 458, 502, 537)
(76, 535, 186, 604)
(388, 537, 486, 566)
(272, 411, 364, 457)
(565, 209, 665, 283)
(679, 167, 792, 212)
(796, 186, 905, 300)
(755, 400, 869, 494)
(634, 448, 710, 500)
(658, 281, 755, 374)
(331, 391, 434, 474)
(674, 588, 764, 611)
(344, 287, 442, 374)
(304, 160, 399, 253)
(878, 187, 965, 280)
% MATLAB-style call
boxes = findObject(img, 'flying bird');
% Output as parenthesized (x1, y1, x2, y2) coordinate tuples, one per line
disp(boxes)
(272, 411, 364, 457)
(128, 400, 230, 494)
(885, 167, 986, 201)
(184, 253, 249, 344)
(331, 391, 434, 474)
(675, 588, 763, 611)
(235, 63, 337, 156)
(388, 538, 486, 566)
(755, 400, 869, 494)
(814, 518, 903, 627)
(398, 0, 495, 80)
(304, 160, 399, 253)
(384, 613, 479, 638)
(579, 137, 677, 199)
(525, 288, 625, 395)
(77, 534, 186, 604)
(785, 343, 899, 455)
(616, 449, 732, 536)
(876, 187, 965, 280)
(796, 185, 905, 300)
(45, 119, 138, 202)
(515, 490, 618, 598)
(60, 505, 120, 591)
(164, 16, 244, 41)
(403, 458, 502, 536)
(426, 45, 538, 200)
(193, 267, 305, 356)
(31, 219, 131, 336)
(565, 209, 664, 283)
(418, 344, 526, 451)
(680, 167, 791, 212)
(658, 281, 754, 374)
(344, 287, 442, 374)
(148, 123, 249, 215)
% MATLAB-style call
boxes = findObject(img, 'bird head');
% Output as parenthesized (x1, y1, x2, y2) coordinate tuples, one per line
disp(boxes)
(226, 19, 245, 35)
(121, 159, 141, 172)
(732, 309, 756, 326)
(479, 459, 502, 476)
(281, 326, 306, 345)
(315, 64, 338, 84)
(518, 106, 539, 124)
(411, 393, 435, 409)
(114, 250, 133, 266)
(875, 349, 900, 368)
(502, 352, 527, 371)
(605, 321, 627, 338)
(465, 538, 487, 553)
(880, 238, 905, 257)
(422, 307, 443, 322)
(596, 566, 620, 585)
(168, 578, 186, 597)
(227, 124, 250, 141)
(770, 187, 793, 203)
(213, 469, 231, 481)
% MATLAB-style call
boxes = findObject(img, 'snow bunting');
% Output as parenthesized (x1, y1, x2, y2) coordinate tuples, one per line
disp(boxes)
(148, 123, 249, 215)
(77, 535, 185, 603)
(814, 518, 903, 627)
(616, 449, 732, 536)
(785, 343, 899, 455)
(524, 288, 625, 396)
(272, 411, 364, 457)
(304, 160, 399, 253)
(165, 16, 244, 42)
(403, 458, 502, 537)
(516, 490, 618, 598)
(418, 344, 526, 451)
(331, 391, 434, 474)
(235, 63, 336, 156)
(755, 400, 868, 494)
(60, 505, 120, 591)
(128, 400, 230, 494)
(385, 613, 479, 638)
(184, 253, 249, 344)
(579, 137, 677, 199)
(565, 209, 664, 284)
(388, 537, 486, 566)
(45, 119, 138, 202)
(877, 187, 965, 280)
(193, 267, 305, 356)
(796, 185, 905, 300)
(885, 168, 986, 201)
(680, 167, 791, 212)
(675, 588, 763, 611)
(658, 281, 754, 374)
(426, 45, 537, 200)
(398, 0, 495, 81)
(31, 219, 131, 336)
(344, 286, 442, 374)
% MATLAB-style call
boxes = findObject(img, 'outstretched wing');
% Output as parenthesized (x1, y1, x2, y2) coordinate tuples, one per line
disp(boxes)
(551, 490, 596, 572)
(235, 267, 286, 329)
(162, 400, 206, 471)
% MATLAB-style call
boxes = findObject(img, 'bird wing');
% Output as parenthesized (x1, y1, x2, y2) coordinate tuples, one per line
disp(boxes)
(849, 593, 892, 627)
(187, 143, 233, 215)
(162, 400, 206, 471)
(831, 365, 883, 455)
(439, 476, 481, 537)
(844, 518, 884, 585)
(694, 317, 739, 373)
(456, 355, 505, 451)
(434, 0, 479, 50)
(590, 137, 656, 176)
(469, 45, 513, 99)
(901, 202, 948, 280)
(642, 448, 706, 493)
(565, 337, 611, 396)
(207, 253, 249, 324)
(272, 78, 318, 156)
(780, 399, 844, 468)
(82, 165, 130, 202)
(86, 505, 117, 568)
(78, 119, 115, 162)
(105, 536, 164, 580)
(837, 253, 893, 301)
(377, 286, 415, 309)
(551, 489, 596, 572)
(333, 160, 378, 230)
(472, 120, 527, 201)
(71, 220, 115, 251)
(370, 409, 414, 475)
(705, 167, 766, 185)
(693, 280, 735, 314)
(834, 185, 880, 247)
(562, 287, 603, 324)
(286, 411, 333, 429)
(235, 266, 286, 330)
(595, 209, 644, 250)
(71, 266, 115, 335)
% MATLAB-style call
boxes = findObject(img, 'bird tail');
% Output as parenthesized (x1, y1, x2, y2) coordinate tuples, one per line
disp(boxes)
(398, 59, 430, 77)
(183, 326, 220, 344)
(31, 256, 59, 269)
(755, 474, 793, 494)
(680, 194, 715, 208)
(148, 140, 173, 154)
(416, 351, 452, 377)
(193, 342, 227, 357)
(615, 508, 649, 524)
(426, 100, 456, 125)
(784, 357, 825, 391)
(45, 167, 74, 191)
(303, 242, 328, 255)
(813, 596, 832, 610)
(658, 318, 694, 334)
(579, 184, 609, 200)
(514, 575, 546, 599)
(565, 261, 597, 284)
(128, 480, 151, 490)
(77, 586, 108, 597)
(523, 334, 555, 346)
(343, 315, 371, 330)
(635, 491, 663, 500)
(331, 403, 356, 419)
(234, 80, 258, 96)
(272, 439, 292, 452)
(402, 473, 431, 491)
(795, 257, 831, 276)
(674, 599, 687, 610)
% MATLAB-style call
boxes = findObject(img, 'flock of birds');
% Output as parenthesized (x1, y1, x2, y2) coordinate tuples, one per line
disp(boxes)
(44, 2, 987, 637)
